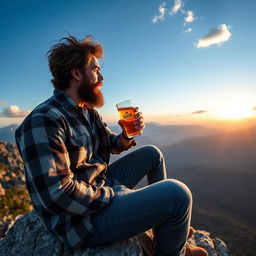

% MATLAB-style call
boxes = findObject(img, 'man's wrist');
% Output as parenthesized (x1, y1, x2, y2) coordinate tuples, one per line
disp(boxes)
(121, 131, 134, 140)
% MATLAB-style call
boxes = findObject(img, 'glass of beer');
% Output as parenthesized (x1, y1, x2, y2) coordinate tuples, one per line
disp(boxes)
(116, 100, 142, 138)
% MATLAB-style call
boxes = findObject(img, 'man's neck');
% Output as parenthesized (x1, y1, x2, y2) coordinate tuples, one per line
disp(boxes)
(64, 87, 93, 109)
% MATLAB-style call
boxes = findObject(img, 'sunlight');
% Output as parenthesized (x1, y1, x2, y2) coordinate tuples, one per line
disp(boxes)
(216, 104, 252, 120)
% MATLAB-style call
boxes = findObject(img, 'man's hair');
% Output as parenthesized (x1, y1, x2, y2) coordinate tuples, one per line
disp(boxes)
(47, 34, 103, 90)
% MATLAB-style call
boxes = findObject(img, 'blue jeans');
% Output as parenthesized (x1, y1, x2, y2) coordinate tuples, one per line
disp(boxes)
(82, 145, 193, 256)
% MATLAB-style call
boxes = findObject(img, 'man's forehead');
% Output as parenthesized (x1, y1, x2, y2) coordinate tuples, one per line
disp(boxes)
(89, 56, 100, 68)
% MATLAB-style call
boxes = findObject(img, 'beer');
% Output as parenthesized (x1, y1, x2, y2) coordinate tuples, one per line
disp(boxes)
(117, 107, 142, 138)
(116, 100, 142, 138)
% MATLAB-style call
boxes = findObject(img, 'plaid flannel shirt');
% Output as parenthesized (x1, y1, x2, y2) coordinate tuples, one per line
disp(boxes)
(15, 89, 136, 249)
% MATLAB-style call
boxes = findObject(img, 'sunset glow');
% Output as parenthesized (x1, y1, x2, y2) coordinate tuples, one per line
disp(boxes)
(0, 1, 256, 128)
(215, 104, 252, 120)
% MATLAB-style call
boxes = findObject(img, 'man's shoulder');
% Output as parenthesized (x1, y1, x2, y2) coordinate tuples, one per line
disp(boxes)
(16, 95, 65, 134)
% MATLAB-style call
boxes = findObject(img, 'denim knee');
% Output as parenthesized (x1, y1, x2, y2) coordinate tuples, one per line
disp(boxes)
(142, 145, 164, 167)
(163, 179, 193, 215)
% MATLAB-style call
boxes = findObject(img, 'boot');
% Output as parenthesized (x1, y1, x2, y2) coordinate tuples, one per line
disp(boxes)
(185, 243, 208, 256)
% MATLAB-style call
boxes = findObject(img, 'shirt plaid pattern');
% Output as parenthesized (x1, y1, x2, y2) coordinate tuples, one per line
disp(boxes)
(15, 89, 136, 249)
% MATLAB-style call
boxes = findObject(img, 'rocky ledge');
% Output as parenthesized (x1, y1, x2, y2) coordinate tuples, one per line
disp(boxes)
(0, 210, 229, 256)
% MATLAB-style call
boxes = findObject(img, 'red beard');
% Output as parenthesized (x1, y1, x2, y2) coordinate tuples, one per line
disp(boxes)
(77, 78, 104, 108)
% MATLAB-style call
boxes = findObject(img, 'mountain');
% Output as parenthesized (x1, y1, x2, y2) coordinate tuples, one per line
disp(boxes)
(0, 141, 32, 230)
(169, 166, 256, 256)
(162, 126, 256, 171)
(135, 126, 256, 256)
(0, 124, 18, 144)
(0, 141, 230, 256)
(1, 124, 255, 255)
(159, 127, 256, 256)
(0, 122, 223, 146)
(109, 122, 224, 163)
(110, 122, 223, 147)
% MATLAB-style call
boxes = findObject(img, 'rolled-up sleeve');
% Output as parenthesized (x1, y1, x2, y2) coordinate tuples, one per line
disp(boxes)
(15, 113, 115, 216)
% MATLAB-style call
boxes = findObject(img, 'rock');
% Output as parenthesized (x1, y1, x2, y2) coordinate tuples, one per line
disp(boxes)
(0, 141, 23, 171)
(213, 237, 229, 256)
(0, 210, 229, 256)
(0, 141, 25, 191)
(0, 183, 4, 196)
(0, 215, 19, 240)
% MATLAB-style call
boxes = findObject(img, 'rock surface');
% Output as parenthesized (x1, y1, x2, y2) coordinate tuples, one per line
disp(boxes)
(0, 141, 23, 172)
(0, 210, 229, 256)
(0, 141, 25, 192)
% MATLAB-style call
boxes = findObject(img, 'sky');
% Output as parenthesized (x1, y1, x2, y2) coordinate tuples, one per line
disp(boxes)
(0, 0, 256, 127)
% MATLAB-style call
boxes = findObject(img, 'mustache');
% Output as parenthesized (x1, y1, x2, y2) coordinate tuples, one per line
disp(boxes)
(93, 81, 103, 89)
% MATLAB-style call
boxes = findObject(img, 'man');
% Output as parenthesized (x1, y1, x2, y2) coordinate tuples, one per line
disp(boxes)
(15, 35, 208, 256)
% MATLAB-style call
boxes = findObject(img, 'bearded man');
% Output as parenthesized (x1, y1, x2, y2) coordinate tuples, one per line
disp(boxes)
(15, 35, 207, 256)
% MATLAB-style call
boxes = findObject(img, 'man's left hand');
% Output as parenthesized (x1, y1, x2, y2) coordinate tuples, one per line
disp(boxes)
(118, 107, 145, 135)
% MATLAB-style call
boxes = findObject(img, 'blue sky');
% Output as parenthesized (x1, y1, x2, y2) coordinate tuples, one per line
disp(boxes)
(0, 0, 256, 126)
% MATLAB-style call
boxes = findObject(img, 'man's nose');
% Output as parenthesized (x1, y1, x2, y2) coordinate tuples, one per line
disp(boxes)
(98, 72, 104, 81)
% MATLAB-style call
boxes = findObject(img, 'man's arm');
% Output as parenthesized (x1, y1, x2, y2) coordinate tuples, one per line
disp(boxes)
(92, 108, 136, 154)
(15, 113, 115, 216)
(103, 123, 136, 154)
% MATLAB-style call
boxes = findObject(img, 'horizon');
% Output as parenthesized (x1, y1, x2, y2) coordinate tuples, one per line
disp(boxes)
(1, 117, 256, 132)
(1, 0, 256, 127)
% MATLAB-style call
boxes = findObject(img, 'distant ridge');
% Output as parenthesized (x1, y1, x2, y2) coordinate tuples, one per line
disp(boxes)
(162, 126, 256, 171)
(0, 124, 19, 144)
(110, 121, 222, 147)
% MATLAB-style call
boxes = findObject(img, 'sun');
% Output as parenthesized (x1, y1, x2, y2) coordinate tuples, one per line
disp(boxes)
(216, 104, 252, 120)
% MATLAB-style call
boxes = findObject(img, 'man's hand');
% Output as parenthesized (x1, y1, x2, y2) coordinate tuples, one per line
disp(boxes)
(118, 107, 145, 138)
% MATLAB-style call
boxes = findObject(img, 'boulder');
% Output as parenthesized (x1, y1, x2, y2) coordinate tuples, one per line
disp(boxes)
(0, 210, 229, 256)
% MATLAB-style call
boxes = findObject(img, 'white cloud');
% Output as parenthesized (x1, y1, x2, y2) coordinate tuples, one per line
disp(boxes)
(184, 28, 192, 33)
(0, 105, 31, 118)
(170, 0, 183, 15)
(184, 11, 195, 24)
(196, 24, 232, 48)
(152, 2, 167, 23)
(0, 101, 6, 106)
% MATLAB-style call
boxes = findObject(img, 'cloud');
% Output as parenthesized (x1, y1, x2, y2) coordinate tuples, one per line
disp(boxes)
(170, 0, 183, 15)
(196, 24, 231, 48)
(175, 113, 191, 117)
(0, 105, 31, 118)
(0, 101, 7, 106)
(184, 28, 192, 33)
(192, 110, 208, 115)
(184, 11, 195, 24)
(152, 2, 167, 23)
(176, 110, 208, 117)
(252, 106, 256, 110)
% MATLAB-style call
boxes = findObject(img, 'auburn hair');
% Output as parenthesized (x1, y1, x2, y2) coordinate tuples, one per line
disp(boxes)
(47, 34, 103, 90)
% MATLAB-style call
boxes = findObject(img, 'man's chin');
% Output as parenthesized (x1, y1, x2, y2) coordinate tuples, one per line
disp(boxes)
(77, 82, 104, 107)
(96, 81, 103, 87)
(88, 94, 104, 108)
(93, 88, 104, 107)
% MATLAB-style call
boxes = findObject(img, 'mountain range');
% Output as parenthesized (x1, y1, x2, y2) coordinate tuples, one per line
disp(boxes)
(134, 125, 256, 256)
(0, 121, 256, 255)
(162, 126, 256, 171)
(0, 124, 18, 144)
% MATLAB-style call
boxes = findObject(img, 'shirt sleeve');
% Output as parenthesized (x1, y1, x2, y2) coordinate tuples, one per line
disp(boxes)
(103, 123, 137, 154)
(93, 108, 137, 154)
(15, 113, 115, 216)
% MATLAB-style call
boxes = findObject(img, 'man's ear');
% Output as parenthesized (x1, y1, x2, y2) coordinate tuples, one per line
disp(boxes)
(70, 68, 82, 81)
